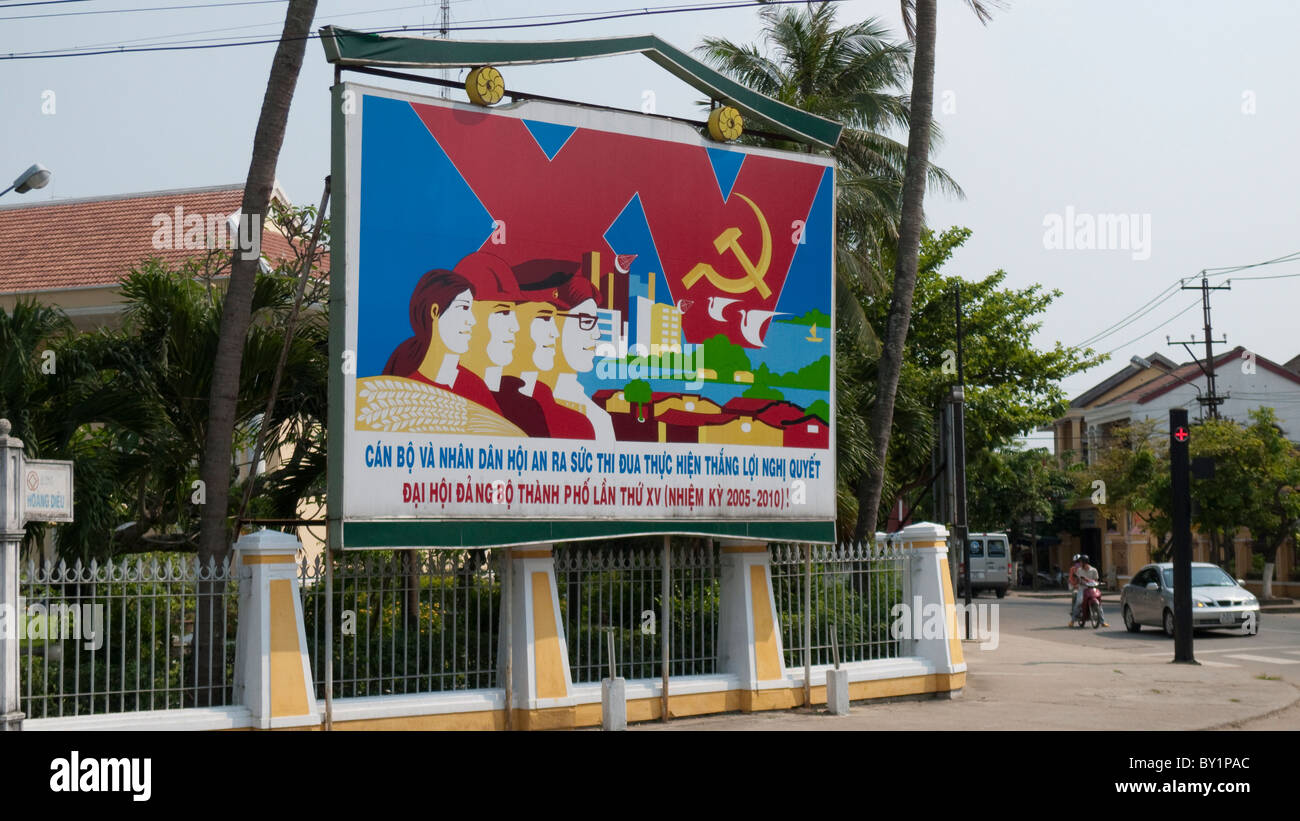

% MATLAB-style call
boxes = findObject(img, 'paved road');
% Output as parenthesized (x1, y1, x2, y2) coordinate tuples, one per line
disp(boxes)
(989, 592, 1300, 678)
(634, 590, 1300, 731)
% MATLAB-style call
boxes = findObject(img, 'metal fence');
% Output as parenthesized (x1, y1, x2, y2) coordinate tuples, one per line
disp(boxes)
(300, 549, 500, 699)
(770, 542, 905, 669)
(553, 540, 720, 683)
(19, 556, 238, 719)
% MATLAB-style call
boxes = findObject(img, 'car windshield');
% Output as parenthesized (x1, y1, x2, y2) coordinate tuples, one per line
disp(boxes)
(987, 539, 1006, 557)
(1160, 566, 1236, 588)
(968, 540, 983, 557)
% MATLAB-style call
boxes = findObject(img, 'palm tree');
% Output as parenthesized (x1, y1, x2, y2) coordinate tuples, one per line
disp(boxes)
(197, 0, 318, 573)
(0, 300, 72, 447)
(856, 0, 1000, 542)
(698, 4, 961, 310)
(697, 3, 964, 527)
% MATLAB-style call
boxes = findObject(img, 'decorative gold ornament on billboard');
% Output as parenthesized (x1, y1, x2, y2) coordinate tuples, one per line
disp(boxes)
(707, 105, 743, 142)
(466, 66, 505, 106)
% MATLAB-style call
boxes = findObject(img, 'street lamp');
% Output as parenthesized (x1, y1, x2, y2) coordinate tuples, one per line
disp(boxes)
(1131, 354, 1204, 398)
(0, 163, 52, 198)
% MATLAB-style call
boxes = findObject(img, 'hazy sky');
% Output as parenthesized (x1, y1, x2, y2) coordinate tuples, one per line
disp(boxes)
(5, 0, 1298, 445)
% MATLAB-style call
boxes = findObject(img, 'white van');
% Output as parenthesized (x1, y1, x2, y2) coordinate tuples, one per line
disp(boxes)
(956, 532, 1011, 598)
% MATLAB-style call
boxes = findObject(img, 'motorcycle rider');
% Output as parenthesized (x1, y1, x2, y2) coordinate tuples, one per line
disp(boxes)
(1068, 553, 1083, 624)
(1076, 554, 1108, 627)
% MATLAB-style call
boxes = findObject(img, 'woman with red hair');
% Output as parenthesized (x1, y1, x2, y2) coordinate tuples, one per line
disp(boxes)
(383, 269, 501, 414)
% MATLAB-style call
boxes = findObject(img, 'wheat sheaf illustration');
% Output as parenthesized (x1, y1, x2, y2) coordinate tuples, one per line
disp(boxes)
(355, 376, 526, 437)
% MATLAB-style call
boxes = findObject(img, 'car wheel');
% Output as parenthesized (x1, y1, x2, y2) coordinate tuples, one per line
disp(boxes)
(995, 587, 1006, 599)
(1123, 605, 1141, 633)
(1163, 609, 1175, 638)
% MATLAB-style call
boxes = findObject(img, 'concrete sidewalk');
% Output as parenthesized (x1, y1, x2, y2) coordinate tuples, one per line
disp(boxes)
(632, 629, 1300, 731)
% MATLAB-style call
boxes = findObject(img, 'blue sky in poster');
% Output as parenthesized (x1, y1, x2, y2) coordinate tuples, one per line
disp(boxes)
(357, 95, 495, 377)
(773, 165, 834, 326)
(602, 192, 669, 346)
(705, 146, 745, 202)
(521, 119, 578, 161)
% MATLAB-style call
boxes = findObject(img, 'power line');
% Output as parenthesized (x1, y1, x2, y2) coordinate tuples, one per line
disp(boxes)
(1204, 249, 1300, 278)
(1224, 269, 1300, 282)
(6, 1, 441, 56)
(0, 0, 91, 8)
(1100, 297, 1201, 356)
(0, 0, 286, 22)
(1071, 248, 1300, 350)
(1073, 283, 1181, 348)
(1, 0, 834, 60)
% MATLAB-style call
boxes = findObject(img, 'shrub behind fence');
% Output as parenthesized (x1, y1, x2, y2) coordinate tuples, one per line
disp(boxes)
(553, 541, 720, 683)
(770, 542, 905, 669)
(19, 556, 237, 719)
(300, 549, 500, 699)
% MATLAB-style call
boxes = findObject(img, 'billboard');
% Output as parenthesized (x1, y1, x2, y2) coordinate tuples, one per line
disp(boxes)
(331, 83, 835, 546)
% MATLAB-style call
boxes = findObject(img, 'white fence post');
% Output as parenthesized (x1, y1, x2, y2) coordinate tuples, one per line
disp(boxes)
(233, 528, 319, 729)
(0, 420, 24, 731)
(717, 540, 785, 711)
(898, 522, 965, 698)
(498, 544, 572, 729)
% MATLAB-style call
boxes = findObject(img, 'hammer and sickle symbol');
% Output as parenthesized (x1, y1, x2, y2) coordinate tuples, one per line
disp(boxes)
(682, 193, 773, 299)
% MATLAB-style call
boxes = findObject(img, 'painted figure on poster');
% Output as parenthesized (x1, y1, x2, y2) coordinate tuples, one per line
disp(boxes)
(382, 269, 501, 414)
(514, 262, 613, 442)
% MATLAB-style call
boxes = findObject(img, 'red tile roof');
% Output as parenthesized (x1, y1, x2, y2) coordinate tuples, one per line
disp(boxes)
(657, 410, 737, 427)
(721, 397, 811, 425)
(1099, 346, 1300, 406)
(0, 184, 307, 295)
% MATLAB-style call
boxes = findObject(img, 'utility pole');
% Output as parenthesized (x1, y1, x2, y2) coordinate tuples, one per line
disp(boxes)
(439, 0, 451, 98)
(952, 284, 971, 632)
(1168, 276, 1230, 420)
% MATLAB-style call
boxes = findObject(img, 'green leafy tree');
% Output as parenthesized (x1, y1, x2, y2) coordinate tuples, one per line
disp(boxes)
(1113, 410, 1300, 597)
(842, 227, 1103, 533)
(967, 446, 1075, 583)
(624, 379, 652, 421)
(700, 333, 752, 382)
(2, 202, 328, 563)
(1075, 419, 1163, 539)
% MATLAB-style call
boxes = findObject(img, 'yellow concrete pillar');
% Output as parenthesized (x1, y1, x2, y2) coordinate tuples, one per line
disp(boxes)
(234, 529, 319, 729)
(717, 541, 784, 710)
(500, 545, 573, 729)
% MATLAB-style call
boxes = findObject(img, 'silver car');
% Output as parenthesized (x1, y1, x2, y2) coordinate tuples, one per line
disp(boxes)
(1120, 562, 1260, 636)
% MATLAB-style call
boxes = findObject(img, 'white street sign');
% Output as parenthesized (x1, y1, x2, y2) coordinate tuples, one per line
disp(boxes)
(22, 460, 73, 524)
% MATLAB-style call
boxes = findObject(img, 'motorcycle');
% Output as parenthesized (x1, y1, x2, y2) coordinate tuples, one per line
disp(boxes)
(1071, 579, 1104, 629)
(1036, 567, 1066, 589)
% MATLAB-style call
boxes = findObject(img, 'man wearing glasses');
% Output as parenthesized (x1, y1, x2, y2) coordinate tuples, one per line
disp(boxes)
(512, 261, 614, 441)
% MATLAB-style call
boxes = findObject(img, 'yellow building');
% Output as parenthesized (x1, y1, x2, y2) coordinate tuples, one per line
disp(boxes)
(697, 416, 784, 448)
(1046, 349, 1300, 592)
(652, 394, 721, 417)
(650, 302, 682, 357)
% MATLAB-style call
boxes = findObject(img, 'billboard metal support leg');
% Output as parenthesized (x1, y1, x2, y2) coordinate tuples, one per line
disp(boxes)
(803, 543, 811, 708)
(661, 535, 670, 723)
(503, 546, 513, 730)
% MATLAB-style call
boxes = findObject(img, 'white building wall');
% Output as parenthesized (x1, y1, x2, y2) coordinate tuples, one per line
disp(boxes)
(1127, 364, 1300, 442)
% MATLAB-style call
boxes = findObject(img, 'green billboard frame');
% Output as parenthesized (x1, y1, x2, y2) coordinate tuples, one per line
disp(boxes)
(325, 39, 842, 550)
(319, 25, 843, 149)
